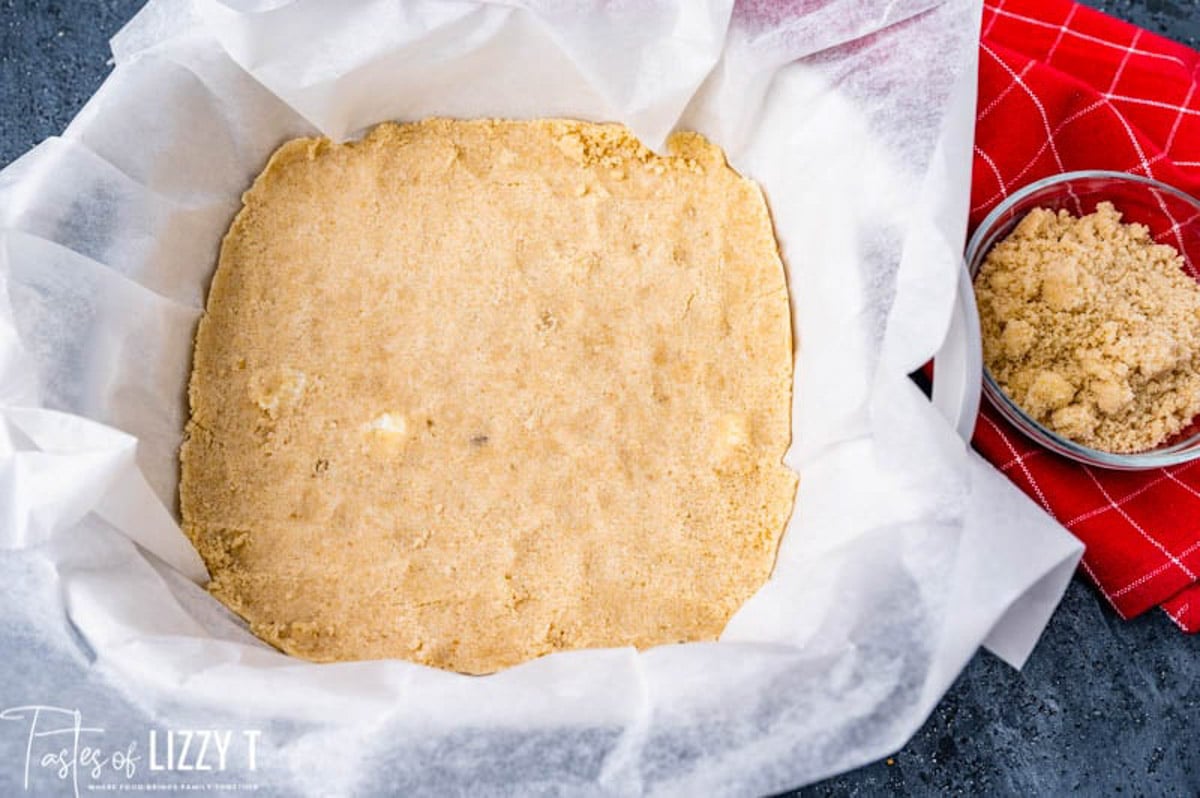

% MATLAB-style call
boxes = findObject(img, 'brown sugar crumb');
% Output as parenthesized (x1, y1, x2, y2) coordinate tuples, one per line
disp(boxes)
(975, 201, 1200, 453)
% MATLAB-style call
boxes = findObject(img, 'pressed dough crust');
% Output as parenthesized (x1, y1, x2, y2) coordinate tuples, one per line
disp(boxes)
(180, 119, 797, 674)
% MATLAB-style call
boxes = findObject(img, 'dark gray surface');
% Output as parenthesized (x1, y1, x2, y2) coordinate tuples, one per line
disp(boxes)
(1084, 0, 1200, 49)
(1, 1, 1197, 796)
(0, 0, 135, 169)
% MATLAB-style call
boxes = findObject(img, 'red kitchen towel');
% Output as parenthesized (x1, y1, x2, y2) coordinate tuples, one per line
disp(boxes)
(973, 0, 1200, 631)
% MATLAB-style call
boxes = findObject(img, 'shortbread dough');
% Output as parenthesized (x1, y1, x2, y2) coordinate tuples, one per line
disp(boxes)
(180, 119, 797, 674)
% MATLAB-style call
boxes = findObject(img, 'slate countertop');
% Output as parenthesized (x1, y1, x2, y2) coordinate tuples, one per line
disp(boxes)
(2, 1, 1198, 795)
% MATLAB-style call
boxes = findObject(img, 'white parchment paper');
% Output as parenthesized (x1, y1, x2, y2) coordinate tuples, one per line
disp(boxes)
(0, 0, 1084, 793)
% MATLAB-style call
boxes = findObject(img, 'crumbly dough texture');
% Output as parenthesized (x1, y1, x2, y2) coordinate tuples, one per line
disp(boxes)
(976, 201, 1200, 453)
(180, 119, 797, 674)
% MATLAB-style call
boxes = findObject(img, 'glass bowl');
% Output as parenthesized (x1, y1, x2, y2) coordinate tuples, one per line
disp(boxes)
(966, 170, 1200, 470)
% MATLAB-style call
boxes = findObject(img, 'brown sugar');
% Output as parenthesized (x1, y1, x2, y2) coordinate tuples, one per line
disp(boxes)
(975, 201, 1200, 453)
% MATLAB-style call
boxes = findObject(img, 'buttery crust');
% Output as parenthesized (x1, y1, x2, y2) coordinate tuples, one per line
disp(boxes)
(180, 119, 797, 674)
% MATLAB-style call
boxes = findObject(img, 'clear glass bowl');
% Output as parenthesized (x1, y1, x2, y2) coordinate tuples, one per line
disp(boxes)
(966, 170, 1200, 470)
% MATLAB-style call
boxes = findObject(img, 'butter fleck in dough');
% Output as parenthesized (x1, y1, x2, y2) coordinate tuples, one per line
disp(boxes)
(180, 119, 797, 674)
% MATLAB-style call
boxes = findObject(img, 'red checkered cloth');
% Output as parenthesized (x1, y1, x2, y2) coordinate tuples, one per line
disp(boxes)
(973, 0, 1200, 631)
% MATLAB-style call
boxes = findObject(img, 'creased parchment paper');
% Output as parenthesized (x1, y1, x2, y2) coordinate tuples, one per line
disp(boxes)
(0, 0, 1084, 794)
